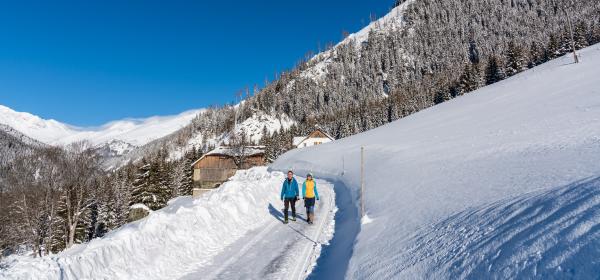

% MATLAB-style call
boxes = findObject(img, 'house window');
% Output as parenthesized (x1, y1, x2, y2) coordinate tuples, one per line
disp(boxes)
(315, 142, 322, 145)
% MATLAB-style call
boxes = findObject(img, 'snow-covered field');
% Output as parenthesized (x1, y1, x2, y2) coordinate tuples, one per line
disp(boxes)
(273, 44, 600, 278)
(0, 105, 202, 147)
(0, 167, 335, 280)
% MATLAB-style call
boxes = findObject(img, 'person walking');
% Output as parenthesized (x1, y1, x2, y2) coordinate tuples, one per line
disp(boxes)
(302, 173, 320, 224)
(280, 170, 299, 224)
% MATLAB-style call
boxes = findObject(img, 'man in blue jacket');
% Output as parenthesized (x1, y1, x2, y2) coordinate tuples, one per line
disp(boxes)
(280, 170, 299, 224)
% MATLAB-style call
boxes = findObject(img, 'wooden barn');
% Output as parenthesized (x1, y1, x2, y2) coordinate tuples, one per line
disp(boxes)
(191, 145, 266, 190)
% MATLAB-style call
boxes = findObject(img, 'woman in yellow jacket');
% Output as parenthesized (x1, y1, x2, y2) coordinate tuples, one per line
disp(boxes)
(302, 173, 320, 224)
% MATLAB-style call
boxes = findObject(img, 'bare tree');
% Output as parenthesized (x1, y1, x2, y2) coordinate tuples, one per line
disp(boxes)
(61, 141, 102, 248)
(229, 132, 249, 169)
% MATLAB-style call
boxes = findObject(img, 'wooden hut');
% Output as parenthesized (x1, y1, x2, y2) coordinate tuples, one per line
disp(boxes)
(191, 145, 265, 190)
(293, 128, 334, 149)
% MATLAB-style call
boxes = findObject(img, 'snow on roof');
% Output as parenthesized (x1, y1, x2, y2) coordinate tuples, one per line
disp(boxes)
(129, 203, 151, 212)
(293, 128, 335, 147)
(191, 145, 266, 166)
(205, 145, 265, 157)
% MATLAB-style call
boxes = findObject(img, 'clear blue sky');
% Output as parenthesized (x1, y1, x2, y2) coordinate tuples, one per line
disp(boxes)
(0, 0, 393, 126)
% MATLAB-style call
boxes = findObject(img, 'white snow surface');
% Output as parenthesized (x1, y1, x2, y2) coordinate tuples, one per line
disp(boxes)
(273, 45, 600, 278)
(0, 105, 202, 147)
(0, 167, 336, 280)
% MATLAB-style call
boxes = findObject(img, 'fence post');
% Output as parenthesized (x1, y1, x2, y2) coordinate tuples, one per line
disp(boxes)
(361, 146, 365, 218)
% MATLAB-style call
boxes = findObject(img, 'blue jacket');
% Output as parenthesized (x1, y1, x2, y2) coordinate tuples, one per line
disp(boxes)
(302, 180, 320, 200)
(281, 178, 299, 200)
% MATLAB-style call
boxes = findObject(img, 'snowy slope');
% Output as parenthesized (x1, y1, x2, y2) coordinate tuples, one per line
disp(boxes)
(168, 111, 295, 161)
(0, 167, 336, 280)
(273, 44, 600, 278)
(0, 124, 45, 148)
(0, 105, 202, 147)
(233, 111, 295, 144)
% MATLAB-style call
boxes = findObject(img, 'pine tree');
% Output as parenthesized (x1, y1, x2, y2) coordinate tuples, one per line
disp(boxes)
(573, 22, 589, 49)
(589, 24, 600, 45)
(546, 34, 561, 59)
(484, 54, 506, 85)
(558, 29, 572, 56)
(149, 151, 172, 210)
(528, 41, 545, 68)
(505, 41, 526, 77)
(457, 62, 481, 95)
(129, 160, 151, 207)
(174, 150, 195, 196)
(433, 89, 452, 104)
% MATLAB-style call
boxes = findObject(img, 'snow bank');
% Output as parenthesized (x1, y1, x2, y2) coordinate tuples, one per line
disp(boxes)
(0, 167, 285, 280)
(273, 44, 600, 278)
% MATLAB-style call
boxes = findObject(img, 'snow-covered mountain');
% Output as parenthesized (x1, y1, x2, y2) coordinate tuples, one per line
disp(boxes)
(300, 0, 414, 81)
(0, 124, 45, 167)
(273, 45, 600, 278)
(0, 104, 203, 149)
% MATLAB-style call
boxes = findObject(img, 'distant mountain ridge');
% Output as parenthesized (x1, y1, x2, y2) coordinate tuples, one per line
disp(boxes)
(0, 104, 203, 149)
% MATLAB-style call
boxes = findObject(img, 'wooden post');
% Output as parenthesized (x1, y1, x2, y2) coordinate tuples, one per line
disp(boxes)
(361, 146, 365, 218)
(555, 0, 579, 63)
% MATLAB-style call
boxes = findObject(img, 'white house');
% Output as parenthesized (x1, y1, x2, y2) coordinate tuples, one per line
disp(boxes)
(293, 128, 334, 149)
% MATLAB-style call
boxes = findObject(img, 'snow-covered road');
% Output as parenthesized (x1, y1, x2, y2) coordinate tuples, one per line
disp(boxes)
(180, 178, 336, 280)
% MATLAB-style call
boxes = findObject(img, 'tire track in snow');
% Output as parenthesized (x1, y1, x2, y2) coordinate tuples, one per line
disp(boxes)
(289, 190, 335, 280)
(203, 218, 279, 279)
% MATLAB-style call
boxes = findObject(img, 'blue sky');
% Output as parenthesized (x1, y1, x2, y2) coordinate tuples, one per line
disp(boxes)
(0, 0, 393, 126)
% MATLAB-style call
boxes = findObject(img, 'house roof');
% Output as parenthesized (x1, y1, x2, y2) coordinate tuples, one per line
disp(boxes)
(308, 128, 334, 140)
(293, 128, 335, 147)
(191, 145, 265, 167)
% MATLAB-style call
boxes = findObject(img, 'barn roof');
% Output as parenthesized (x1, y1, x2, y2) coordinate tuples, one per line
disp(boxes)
(191, 145, 266, 167)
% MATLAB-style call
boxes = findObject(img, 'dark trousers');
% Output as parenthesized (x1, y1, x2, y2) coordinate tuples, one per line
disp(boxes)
(284, 198, 296, 220)
(304, 197, 316, 213)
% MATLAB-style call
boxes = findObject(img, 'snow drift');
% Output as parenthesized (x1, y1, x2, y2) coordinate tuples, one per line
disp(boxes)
(0, 168, 287, 280)
(273, 44, 600, 278)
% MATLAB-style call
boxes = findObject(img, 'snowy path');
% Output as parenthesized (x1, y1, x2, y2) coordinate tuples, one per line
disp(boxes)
(180, 178, 336, 280)
(0, 168, 335, 280)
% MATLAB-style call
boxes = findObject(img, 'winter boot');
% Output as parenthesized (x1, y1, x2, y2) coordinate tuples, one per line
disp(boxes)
(309, 213, 315, 224)
(283, 218, 289, 224)
(291, 216, 296, 222)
